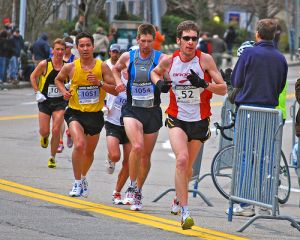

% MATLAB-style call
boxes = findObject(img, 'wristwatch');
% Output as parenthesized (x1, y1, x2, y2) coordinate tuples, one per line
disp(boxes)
(98, 80, 104, 87)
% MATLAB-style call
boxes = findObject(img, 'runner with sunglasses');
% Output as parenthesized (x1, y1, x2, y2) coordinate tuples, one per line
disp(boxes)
(151, 20, 227, 229)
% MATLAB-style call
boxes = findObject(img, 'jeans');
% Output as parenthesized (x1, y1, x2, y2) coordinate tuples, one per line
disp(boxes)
(8, 56, 18, 80)
(0, 56, 7, 82)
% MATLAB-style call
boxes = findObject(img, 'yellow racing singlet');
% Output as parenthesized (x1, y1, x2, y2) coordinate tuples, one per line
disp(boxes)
(38, 58, 64, 101)
(68, 59, 106, 112)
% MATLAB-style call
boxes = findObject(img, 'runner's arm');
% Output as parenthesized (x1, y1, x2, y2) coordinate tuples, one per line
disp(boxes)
(201, 53, 227, 96)
(151, 55, 172, 84)
(30, 60, 47, 93)
(55, 63, 73, 100)
(101, 62, 118, 96)
(112, 52, 129, 93)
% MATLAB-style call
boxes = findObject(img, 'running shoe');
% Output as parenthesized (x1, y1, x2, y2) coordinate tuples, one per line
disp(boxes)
(40, 136, 49, 148)
(105, 159, 115, 174)
(69, 182, 82, 197)
(130, 191, 143, 211)
(123, 186, 136, 205)
(81, 178, 89, 198)
(112, 191, 123, 205)
(66, 129, 73, 148)
(57, 142, 64, 153)
(47, 157, 56, 168)
(181, 211, 194, 230)
(226, 205, 255, 217)
(171, 197, 181, 215)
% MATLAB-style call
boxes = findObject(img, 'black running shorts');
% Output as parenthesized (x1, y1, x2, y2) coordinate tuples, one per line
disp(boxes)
(121, 105, 162, 134)
(64, 108, 104, 136)
(38, 100, 67, 116)
(105, 121, 129, 144)
(165, 115, 211, 142)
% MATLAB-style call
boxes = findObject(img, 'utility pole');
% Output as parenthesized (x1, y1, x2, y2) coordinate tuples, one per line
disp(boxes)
(19, 0, 27, 37)
(12, 0, 17, 28)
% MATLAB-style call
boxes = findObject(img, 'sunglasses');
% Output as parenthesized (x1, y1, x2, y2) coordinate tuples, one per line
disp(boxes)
(181, 36, 198, 42)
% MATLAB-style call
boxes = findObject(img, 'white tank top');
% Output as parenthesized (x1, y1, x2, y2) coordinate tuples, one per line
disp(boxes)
(167, 50, 212, 121)
(106, 72, 128, 126)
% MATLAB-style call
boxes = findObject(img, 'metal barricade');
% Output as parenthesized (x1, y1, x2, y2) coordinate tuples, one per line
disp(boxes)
(228, 106, 300, 232)
(218, 97, 235, 150)
(290, 100, 300, 185)
(153, 144, 213, 206)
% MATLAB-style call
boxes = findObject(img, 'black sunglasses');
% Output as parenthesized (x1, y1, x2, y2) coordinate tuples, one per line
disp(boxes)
(181, 36, 198, 42)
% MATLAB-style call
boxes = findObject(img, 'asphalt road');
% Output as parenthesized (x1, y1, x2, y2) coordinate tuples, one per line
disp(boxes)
(0, 65, 300, 239)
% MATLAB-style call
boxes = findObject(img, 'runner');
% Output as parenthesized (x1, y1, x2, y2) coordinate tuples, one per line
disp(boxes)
(112, 23, 170, 211)
(55, 32, 117, 197)
(30, 38, 67, 168)
(151, 20, 227, 229)
(57, 36, 77, 153)
(104, 44, 131, 204)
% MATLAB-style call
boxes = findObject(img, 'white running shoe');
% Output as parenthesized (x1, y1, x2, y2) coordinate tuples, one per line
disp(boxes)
(171, 197, 181, 215)
(181, 210, 194, 230)
(226, 205, 255, 217)
(69, 182, 82, 197)
(81, 178, 89, 198)
(130, 191, 143, 211)
(105, 159, 115, 174)
(112, 191, 123, 205)
(122, 186, 136, 205)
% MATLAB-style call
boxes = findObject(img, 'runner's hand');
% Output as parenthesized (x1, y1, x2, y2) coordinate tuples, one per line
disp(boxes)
(35, 91, 46, 103)
(187, 69, 208, 88)
(220, 68, 232, 86)
(156, 80, 172, 93)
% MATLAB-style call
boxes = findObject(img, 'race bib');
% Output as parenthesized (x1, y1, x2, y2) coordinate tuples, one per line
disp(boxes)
(131, 82, 154, 108)
(47, 84, 62, 98)
(78, 85, 100, 104)
(175, 85, 201, 104)
(113, 93, 127, 110)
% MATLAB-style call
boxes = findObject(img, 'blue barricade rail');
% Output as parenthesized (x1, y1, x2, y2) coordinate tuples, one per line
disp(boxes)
(228, 106, 300, 232)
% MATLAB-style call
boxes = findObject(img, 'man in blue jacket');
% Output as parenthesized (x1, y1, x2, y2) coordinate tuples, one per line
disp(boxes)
(229, 18, 288, 217)
(231, 18, 287, 108)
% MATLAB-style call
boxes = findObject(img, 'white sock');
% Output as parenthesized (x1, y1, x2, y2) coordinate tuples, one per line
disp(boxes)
(75, 179, 81, 185)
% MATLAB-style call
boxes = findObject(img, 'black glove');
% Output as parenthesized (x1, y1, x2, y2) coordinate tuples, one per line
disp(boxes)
(187, 69, 209, 88)
(156, 80, 172, 93)
(220, 68, 232, 86)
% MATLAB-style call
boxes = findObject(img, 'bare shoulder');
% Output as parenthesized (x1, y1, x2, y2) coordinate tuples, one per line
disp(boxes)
(200, 52, 215, 69)
(115, 52, 130, 71)
(159, 54, 173, 68)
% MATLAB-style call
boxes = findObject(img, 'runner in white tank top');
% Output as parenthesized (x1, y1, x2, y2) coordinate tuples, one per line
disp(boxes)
(151, 20, 227, 230)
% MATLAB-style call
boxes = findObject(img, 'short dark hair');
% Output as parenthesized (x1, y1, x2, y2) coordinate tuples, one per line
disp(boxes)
(177, 20, 199, 38)
(137, 24, 156, 39)
(256, 19, 277, 41)
(75, 31, 94, 46)
(64, 36, 74, 44)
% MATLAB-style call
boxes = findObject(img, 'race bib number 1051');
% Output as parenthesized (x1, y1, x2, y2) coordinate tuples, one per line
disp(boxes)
(78, 85, 100, 104)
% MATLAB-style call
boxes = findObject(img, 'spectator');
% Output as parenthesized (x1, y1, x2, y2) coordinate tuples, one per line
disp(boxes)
(108, 27, 117, 45)
(197, 32, 212, 54)
(93, 27, 109, 60)
(223, 26, 236, 57)
(0, 30, 10, 83)
(8, 29, 24, 85)
(30, 32, 51, 66)
(211, 34, 226, 68)
(273, 22, 282, 49)
(228, 18, 287, 217)
(75, 15, 85, 33)
(20, 41, 35, 82)
(153, 26, 165, 51)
